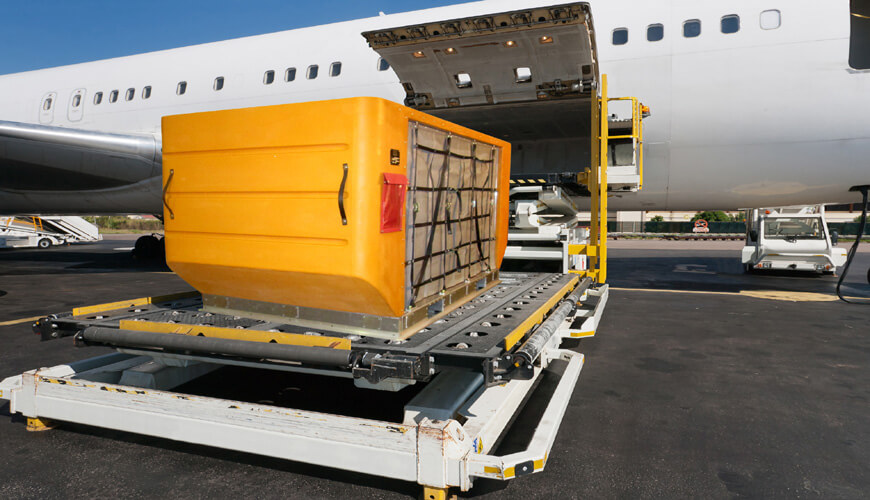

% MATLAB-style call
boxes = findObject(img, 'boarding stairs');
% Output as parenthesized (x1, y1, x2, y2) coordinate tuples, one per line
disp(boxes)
(0, 216, 101, 248)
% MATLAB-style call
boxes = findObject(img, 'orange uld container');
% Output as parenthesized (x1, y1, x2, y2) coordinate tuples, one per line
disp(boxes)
(161, 97, 510, 320)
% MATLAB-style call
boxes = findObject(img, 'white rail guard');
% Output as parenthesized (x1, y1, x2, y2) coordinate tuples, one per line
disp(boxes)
(466, 350, 584, 480)
(0, 346, 585, 492)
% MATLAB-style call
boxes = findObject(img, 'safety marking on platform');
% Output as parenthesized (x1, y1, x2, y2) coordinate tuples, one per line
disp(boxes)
(611, 287, 844, 302)
(0, 316, 43, 327)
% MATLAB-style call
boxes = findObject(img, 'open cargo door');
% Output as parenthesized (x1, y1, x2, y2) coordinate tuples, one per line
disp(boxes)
(363, 2, 600, 188)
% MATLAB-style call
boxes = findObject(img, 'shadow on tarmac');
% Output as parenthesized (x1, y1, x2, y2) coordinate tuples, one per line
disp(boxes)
(0, 245, 169, 275)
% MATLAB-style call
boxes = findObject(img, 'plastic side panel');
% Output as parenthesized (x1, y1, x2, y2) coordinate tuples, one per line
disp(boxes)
(162, 98, 409, 317)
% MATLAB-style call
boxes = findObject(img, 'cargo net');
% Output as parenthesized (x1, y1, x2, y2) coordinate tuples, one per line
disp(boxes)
(405, 122, 499, 308)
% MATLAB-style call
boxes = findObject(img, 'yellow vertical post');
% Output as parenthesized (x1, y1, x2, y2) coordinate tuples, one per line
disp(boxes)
(598, 75, 609, 283)
(636, 99, 644, 190)
(588, 79, 601, 280)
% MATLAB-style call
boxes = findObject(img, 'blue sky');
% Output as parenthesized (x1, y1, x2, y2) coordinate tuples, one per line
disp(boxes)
(0, 0, 465, 75)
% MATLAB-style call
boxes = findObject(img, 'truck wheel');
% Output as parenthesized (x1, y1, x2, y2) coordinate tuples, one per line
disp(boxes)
(37, 238, 52, 249)
(133, 235, 163, 260)
(867, 267, 870, 285)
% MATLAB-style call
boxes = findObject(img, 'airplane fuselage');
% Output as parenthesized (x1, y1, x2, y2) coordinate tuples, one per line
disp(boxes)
(0, 0, 867, 213)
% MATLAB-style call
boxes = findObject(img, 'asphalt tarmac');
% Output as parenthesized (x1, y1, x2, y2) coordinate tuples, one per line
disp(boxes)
(1, 235, 868, 499)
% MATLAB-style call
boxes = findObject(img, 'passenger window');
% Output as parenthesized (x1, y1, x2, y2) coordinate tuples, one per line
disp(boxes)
(647, 24, 664, 42)
(307, 65, 319, 79)
(377, 57, 390, 71)
(285, 67, 296, 82)
(214, 77, 224, 91)
(43, 98, 53, 110)
(110, 90, 119, 103)
(760, 9, 781, 30)
(721, 15, 740, 34)
(329, 62, 342, 77)
(683, 19, 702, 38)
(72, 95, 81, 107)
(177, 82, 187, 95)
(851, 0, 870, 69)
(264, 70, 275, 84)
(142, 86, 152, 99)
(125, 88, 135, 101)
(93, 92, 103, 105)
(612, 28, 628, 45)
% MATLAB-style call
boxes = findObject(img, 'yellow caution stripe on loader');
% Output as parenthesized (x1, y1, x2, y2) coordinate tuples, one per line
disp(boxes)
(73, 291, 200, 317)
(118, 320, 351, 350)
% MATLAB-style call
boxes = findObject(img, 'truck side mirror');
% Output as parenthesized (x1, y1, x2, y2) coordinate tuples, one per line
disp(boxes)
(831, 231, 839, 245)
(749, 230, 758, 242)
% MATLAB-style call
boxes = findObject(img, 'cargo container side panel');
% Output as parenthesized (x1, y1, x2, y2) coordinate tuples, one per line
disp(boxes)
(349, 98, 409, 317)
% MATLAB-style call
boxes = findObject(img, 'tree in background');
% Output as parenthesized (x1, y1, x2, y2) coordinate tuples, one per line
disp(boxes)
(691, 211, 734, 222)
(650, 215, 664, 222)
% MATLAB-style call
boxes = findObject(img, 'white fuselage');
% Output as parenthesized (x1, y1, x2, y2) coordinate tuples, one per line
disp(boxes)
(0, 0, 867, 213)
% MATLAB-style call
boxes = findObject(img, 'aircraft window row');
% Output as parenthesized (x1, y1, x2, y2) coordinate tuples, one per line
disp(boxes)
(90, 86, 152, 105)
(56, 58, 392, 113)
(262, 62, 340, 85)
(612, 10, 781, 45)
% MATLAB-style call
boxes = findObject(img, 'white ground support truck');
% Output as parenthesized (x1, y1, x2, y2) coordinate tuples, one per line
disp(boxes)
(0, 215, 101, 249)
(742, 206, 847, 273)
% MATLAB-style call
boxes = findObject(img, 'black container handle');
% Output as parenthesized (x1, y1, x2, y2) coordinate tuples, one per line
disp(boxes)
(162, 169, 175, 220)
(338, 163, 348, 225)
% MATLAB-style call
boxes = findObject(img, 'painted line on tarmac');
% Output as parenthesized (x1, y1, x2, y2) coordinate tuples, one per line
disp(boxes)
(0, 316, 43, 327)
(611, 287, 845, 302)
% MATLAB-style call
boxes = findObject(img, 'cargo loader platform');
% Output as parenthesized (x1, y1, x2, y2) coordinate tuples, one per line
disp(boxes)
(29, 273, 606, 387)
(3, 272, 608, 496)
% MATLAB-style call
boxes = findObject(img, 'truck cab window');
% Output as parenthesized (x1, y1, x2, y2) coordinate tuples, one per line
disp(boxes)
(851, 0, 870, 69)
